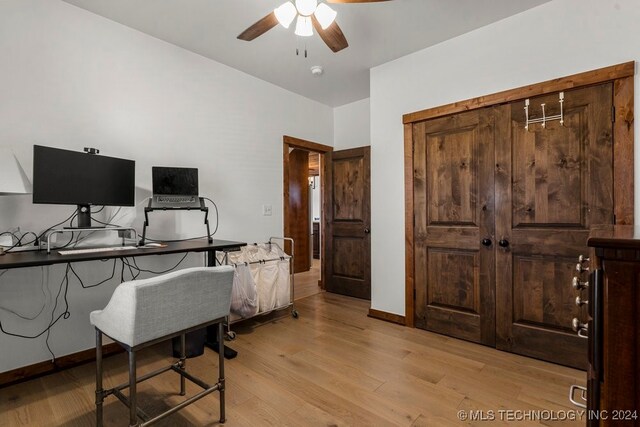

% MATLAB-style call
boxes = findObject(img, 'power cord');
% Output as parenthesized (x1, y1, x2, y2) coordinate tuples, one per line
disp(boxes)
(44, 264, 71, 362)
(0, 206, 165, 361)
(0, 264, 70, 341)
(0, 266, 48, 320)
(124, 253, 190, 275)
(1, 205, 111, 253)
(0, 231, 41, 253)
(203, 197, 220, 236)
(67, 259, 118, 288)
(1, 209, 79, 253)
(36, 210, 79, 246)
(0, 203, 200, 360)
(0, 259, 123, 362)
(64, 206, 115, 249)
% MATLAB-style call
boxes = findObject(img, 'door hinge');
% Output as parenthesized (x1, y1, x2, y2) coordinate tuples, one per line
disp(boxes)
(613, 214, 617, 225)
(612, 106, 616, 122)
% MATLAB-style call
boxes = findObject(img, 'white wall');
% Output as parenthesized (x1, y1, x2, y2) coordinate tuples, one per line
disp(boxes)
(370, 0, 640, 316)
(0, 0, 332, 372)
(333, 98, 370, 150)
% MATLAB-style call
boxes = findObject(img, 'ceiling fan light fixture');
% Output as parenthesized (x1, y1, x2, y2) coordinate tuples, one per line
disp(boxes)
(314, 3, 337, 30)
(295, 0, 318, 17)
(295, 15, 314, 37)
(274, 2, 297, 28)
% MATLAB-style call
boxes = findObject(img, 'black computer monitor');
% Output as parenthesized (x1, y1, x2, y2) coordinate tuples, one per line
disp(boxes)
(33, 145, 135, 228)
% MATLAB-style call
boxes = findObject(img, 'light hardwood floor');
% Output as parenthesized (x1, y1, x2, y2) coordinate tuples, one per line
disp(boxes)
(294, 258, 322, 301)
(0, 292, 586, 426)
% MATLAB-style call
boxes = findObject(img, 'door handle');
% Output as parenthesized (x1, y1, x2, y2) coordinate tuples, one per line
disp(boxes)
(481, 238, 492, 247)
(498, 239, 510, 248)
(364, 228, 370, 234)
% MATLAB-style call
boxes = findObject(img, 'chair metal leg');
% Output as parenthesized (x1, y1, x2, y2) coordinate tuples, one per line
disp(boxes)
(128, 350, 138, 427)
(179, 334, 186, 396)
(218, 322, 226, 423)
(95, 329, 104, 427)
(95, 320, 229, 425)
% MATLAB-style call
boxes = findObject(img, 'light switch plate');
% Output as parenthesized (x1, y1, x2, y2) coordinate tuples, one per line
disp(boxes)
(262, 205, 272, 216)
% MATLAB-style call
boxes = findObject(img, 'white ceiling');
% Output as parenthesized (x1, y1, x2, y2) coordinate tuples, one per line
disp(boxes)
(62, 0, 549, 107)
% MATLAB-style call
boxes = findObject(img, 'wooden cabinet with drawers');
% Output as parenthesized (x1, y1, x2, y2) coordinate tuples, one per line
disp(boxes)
(582, 226, 640, 426)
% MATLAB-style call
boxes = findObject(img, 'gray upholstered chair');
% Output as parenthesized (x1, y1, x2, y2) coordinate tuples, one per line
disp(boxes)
(90, 266, 234, 427)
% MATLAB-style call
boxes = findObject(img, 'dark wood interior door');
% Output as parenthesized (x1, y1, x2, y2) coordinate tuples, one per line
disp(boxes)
(495, 83, 614, 369)
(413, 109, 496, 345)
(324, 146, 371, 299)
(288, 148, 311, 273)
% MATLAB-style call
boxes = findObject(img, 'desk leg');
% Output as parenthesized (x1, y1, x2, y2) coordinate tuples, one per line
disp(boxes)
(205, 249, 238, 359)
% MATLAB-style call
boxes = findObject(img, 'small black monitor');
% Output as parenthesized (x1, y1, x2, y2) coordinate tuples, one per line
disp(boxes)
(33, 145, 135, 228)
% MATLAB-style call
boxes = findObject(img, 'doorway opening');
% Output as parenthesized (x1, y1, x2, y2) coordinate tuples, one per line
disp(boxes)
(282, 135, 332, 301)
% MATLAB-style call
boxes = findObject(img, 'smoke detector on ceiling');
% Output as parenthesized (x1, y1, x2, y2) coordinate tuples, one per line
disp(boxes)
(310, 65, 324, 77)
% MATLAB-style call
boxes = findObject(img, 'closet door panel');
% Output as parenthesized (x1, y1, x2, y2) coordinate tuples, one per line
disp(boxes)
(425, 248, 481, 342)
(512, 255, 580, 328)
(425, 124, 477, 225)
(414, 109, 496, 345)
(495, 83, 613, 369)
(512, 112, 586, 227)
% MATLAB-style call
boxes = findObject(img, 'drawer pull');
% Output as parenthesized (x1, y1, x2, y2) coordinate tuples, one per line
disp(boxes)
(572, 318, 589, 339)
(576, 263, 589, 273)
(569, 384, 587, 408)
(572, 276, 588, 290)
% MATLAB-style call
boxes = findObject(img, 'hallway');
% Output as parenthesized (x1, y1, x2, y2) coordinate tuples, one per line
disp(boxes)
(294, 259, 322, 301)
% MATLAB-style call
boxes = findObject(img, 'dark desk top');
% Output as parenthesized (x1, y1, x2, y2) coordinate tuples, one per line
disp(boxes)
(0, 239, 246, 270)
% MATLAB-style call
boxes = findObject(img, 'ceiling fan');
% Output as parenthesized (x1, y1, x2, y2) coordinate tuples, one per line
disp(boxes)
(237, 0, 391, 53)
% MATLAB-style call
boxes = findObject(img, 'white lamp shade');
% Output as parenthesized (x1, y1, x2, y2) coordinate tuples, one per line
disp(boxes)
(314, 3, 337, 29)
(0, 149, 31, 195)
(295, 0, 317, 17)
(295, 15, 313, 37)
(275, 2, 297, 28)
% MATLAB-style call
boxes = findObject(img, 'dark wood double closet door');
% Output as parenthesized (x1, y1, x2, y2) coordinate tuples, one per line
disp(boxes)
(413, 83, 613, 369)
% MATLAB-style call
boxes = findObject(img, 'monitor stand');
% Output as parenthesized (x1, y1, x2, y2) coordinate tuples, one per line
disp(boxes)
(63, 204, 106, 229)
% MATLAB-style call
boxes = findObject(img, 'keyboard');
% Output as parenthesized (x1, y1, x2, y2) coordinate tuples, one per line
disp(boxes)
(157, 196, 196, 203)
(58, 246, 138, 255)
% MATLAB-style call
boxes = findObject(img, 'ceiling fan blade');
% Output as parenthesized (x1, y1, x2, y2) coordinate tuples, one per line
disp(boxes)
(312, 16, 349, 53)
(237, 12, 279, 41)
(326, 0, 391, 3)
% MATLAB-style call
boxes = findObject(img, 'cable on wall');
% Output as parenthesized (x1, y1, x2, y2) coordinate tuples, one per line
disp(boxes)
(0, 266, 48, 320)
(0, 203, 200, 361)
(0, 265, 71, 340)
(68, 259, 118, 289)
(125, 253, 190, 275)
